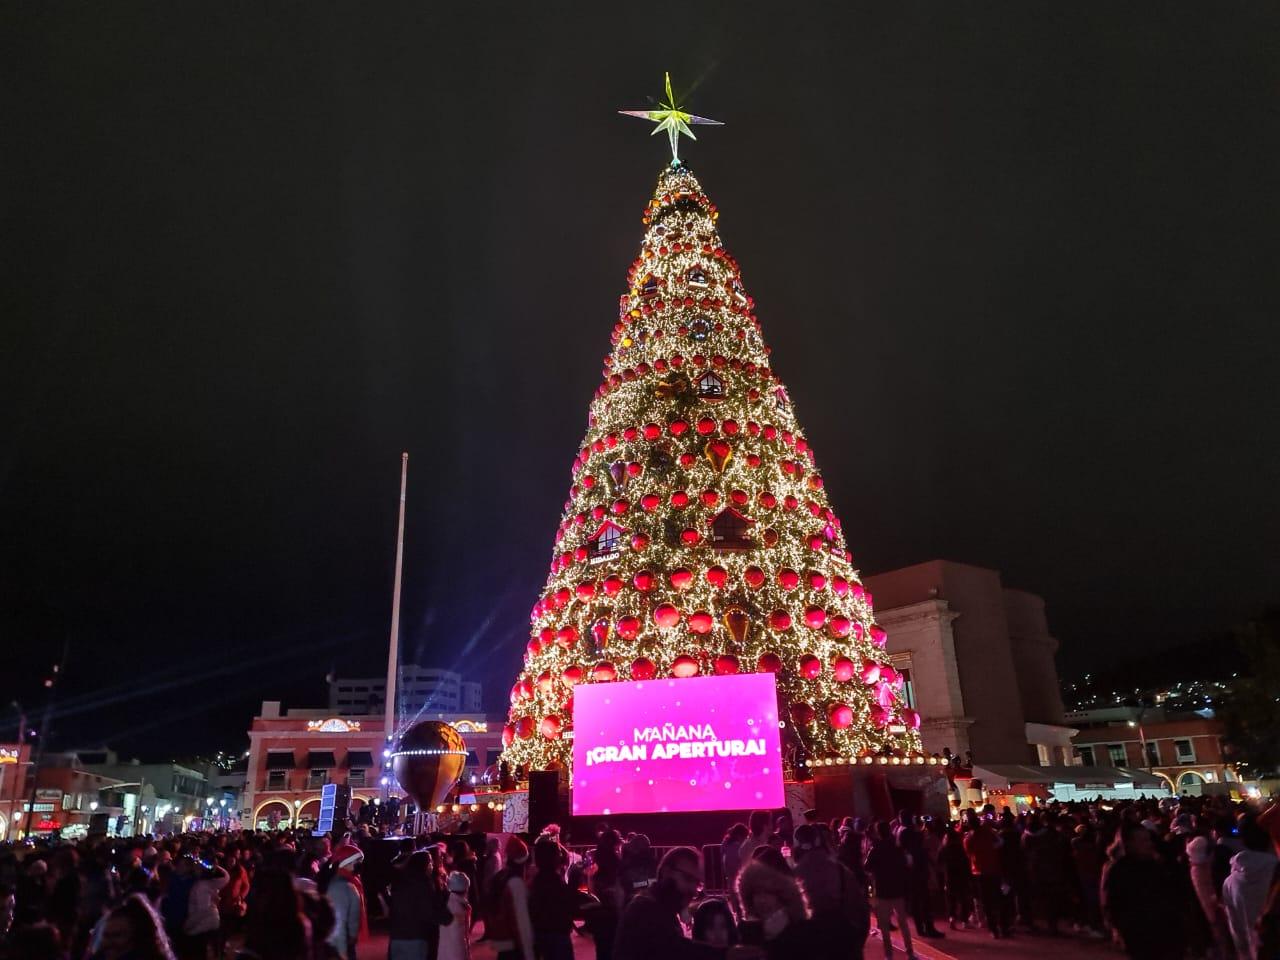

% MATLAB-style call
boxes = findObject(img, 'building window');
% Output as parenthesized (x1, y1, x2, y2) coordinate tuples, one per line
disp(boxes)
(307, 769, 329, 789)
(267, 771, 286, 790)
(1076, 745, 1095, 766)
(1174, 739, 1195, 763)
(695, 371, 725, 399)
(1036, 744, 1052, 767)
(348, 770, 366, 788)
(1145, 741, 1160, 766)
(1106, 744, 1126, 767)
(588, 521, 625, 558)
(898, 668, 916, 709)
(708, 508, 754, 549)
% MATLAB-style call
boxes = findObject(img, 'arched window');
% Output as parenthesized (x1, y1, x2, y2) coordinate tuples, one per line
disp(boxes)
(588, 521, 626, 559)
(708, 508, 754, 550)
(696, 371, 725, 399)
(686, 267, 709, 288)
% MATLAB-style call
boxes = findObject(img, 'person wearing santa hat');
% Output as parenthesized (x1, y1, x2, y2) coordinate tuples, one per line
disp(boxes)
(322, 843, 368, 959)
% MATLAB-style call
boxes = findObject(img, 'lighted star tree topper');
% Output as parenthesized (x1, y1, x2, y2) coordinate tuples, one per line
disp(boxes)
(619, 72, 722, 162)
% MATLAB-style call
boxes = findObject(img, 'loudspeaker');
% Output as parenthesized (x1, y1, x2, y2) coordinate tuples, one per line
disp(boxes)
(527, 770, 561, 837)
(332, 784, 351, 825)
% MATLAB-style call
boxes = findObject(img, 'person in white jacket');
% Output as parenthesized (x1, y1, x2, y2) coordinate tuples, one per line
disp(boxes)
(438, 871, 472, 960)
(324, 844, 368, 960)
(1222, 819, 1279, 960)
(183, 860, 228, 956)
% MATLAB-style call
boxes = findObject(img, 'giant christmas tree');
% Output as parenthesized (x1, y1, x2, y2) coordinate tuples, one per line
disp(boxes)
(501, 80, 922, 779)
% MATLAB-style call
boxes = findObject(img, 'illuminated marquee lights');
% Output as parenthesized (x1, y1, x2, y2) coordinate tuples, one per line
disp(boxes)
(306, 718, 361, 732)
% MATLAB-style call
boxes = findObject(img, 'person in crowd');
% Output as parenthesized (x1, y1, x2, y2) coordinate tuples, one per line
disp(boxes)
(939, 825, 971, 930)
(738, 812, 772, 869)
(477, 836, 502, 938)
(1069, 822, 1105, 937)
(386, 850, 442, 960)
(736, 859, 823, 959)
(894, 811, 942, 939)
(581, 829, 623, 960)
(720, 824, 749, 904)
(320, 844, 366, 960)
(183, 856, 228, 959)
(791, 823, 868, 959)
(529, 837, 578, 960)
(617, 833, 658, 907)
(691, 899, 738, 949)
(238, 868, 311, 960)
(864, 821, 914, 960)
(438, 871, 472, 960)
(91, 894, 177, 960)
(485, 836, 534, 960)
(614, 847, 722, 960)
(996, 811, 1032, 929)
(1022, 812, 1071, 935)
(963, 810, 1010, 938)
(10, 921, 68, 960)
(1102, 821, 1184, 959)
(1222, 817, 1279, 960)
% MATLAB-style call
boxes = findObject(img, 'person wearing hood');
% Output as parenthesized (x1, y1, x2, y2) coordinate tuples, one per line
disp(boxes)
(1222, 818, 1279, 960)
(790, 824, 868, 958)
(1101, 822, 1184, 958)
(735, 859, 824, 960)
(1187, 834, 1229, 958)
(438, 871, 472, 960)
(485, 836, 534, 960)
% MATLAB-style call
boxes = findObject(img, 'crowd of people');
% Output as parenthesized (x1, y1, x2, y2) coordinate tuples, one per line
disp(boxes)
(0, 794, 1278, 960)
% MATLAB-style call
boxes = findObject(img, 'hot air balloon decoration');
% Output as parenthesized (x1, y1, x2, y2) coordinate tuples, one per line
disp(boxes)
(390, 721, 469, 811)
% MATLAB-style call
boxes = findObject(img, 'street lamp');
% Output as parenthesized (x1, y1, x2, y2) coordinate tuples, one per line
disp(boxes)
(89, 801, 98, 812)
(292, 798, 302, 829)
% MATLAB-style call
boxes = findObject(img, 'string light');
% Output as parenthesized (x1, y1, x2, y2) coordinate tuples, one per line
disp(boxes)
(501, 162, 922, 776)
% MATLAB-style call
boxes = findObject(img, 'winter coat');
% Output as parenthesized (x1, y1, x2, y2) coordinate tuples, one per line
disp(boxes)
(387, 871, 441, 941)
(963, 825, 1001, 877)
(793, 852, 867, 926)
(1102, 855, 1184, 956)
(1222, 847, 1280, 959)
(864, 838, 909, 900)
(613, 888, 722, 960)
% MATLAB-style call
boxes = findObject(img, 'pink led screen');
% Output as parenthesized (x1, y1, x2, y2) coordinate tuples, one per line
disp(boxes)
(571, 672, 785, 816)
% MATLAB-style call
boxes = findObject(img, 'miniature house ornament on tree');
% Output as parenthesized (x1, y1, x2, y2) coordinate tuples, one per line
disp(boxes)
(500, 74, 922, 776)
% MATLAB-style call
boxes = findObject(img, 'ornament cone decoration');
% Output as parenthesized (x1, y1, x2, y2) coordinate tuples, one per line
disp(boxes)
(501, 102, 920, 778)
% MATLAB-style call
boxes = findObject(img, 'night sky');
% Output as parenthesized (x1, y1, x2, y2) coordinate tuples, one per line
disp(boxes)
(4, 3, 1278, 758)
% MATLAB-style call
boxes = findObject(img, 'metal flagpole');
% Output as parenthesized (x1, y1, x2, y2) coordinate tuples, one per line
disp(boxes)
(383, 454, 409, 751)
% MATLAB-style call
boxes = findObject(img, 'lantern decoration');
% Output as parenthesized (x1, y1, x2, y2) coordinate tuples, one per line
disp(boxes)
(704, 438, 732, 472)
(671, 655, 700, 678)
(798, 654, 822, 679)
(722, 607, 750, 643)
(832, 656, 856, 682)
(630, 657, 656, 680)
(591, 619, 611, 648)
(714, 654, 740, 675)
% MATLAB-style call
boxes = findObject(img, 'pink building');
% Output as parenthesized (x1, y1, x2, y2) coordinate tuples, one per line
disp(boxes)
(244, 702, 504, 829)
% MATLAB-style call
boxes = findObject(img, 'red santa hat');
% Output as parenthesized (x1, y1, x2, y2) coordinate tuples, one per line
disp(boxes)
(332, 843, 364, 871)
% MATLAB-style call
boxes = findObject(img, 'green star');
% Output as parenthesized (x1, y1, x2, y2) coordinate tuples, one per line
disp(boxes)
(619, 72, 722, 162)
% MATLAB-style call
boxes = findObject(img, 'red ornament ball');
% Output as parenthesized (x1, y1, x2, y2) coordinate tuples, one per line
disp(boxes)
(706, 566, 728, 588)
(828, 703, 854, 729)
(671, 655, 700, 678)
(744, 566, 766, 589)
(804, 607, 828, 630)
(832, 656, 856, 682)
(714, 654, 740, 675)
(593, 661, 617, 683)
(516, 715, 536, 739)
(630, 657, 656, 681)
(798, 654, 822, 679)
(633, 570, 656, 591)
(616, 615, 641, 640)
(777, 568, 800, 590)
(757, 653, 782, 673)
(540, 715, 562, 739)
(828, 616, 852, 638)
(561, 665, 583, 685)
(653, 604, 681, 628)
(669, 568, 693, 590)
(768, 609, 793, 631)
(687, 611, 714, 634)
(791, 703, 816, 726)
